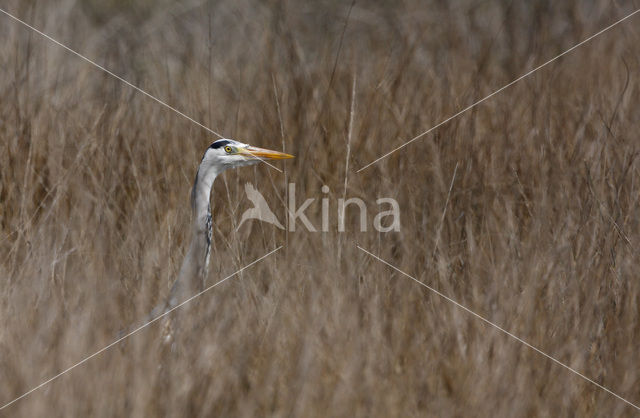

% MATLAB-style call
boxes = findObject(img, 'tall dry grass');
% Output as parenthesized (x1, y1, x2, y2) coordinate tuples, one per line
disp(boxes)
(1, 0, 640, 416)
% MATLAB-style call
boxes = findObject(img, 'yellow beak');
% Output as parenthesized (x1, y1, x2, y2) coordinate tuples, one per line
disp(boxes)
(240, 146, 294, 160)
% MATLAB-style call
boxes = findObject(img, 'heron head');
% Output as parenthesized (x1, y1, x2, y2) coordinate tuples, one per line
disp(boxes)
(201, 138, 293, 172)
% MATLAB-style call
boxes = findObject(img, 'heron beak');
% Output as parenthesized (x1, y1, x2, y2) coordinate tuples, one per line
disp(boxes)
(240, 146, 294, 160)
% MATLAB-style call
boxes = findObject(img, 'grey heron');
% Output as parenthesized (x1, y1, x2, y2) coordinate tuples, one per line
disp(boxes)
(150, 139, 293, 319)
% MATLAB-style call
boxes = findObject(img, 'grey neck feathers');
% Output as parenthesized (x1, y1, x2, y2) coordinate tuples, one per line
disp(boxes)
(168, 163, 220, 307)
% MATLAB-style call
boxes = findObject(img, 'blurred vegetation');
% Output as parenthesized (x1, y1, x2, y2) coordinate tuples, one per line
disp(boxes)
(0, 0, 639, 416)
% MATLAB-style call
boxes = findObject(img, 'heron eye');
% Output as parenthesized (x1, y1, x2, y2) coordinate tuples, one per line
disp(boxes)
(224, 146, 233, 154)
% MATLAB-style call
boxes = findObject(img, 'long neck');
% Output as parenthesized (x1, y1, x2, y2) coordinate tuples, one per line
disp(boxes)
(191, 165, 218, 235)
(169, 163, 220, 306)
(192, 164, 219, 269)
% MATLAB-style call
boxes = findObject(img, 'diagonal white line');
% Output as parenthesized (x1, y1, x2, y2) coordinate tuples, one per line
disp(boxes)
(356, 8, 640, 173)
(0, 7, 283, 174)
(0, 246, 283, 411)
(356, 244, 640, 412)
(244, 151, 284, 173)
(0, 8, 223, 138)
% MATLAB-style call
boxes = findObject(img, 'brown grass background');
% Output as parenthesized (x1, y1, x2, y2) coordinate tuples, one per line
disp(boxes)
(1, 0, 640, 416)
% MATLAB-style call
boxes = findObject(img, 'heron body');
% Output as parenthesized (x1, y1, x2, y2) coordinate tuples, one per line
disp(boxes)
(165, 139, 293, 309)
